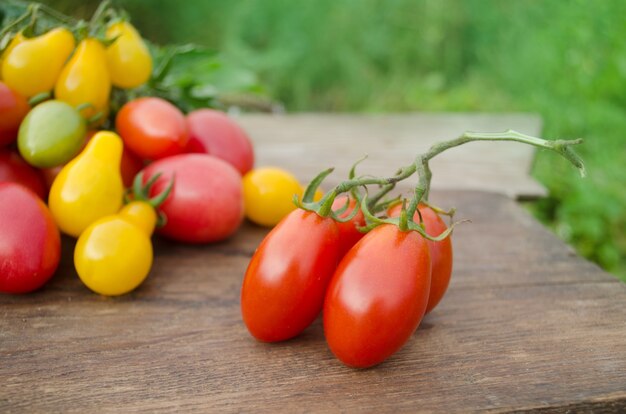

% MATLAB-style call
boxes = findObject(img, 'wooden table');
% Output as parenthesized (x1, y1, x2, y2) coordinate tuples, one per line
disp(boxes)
(2, 114, 625, 413)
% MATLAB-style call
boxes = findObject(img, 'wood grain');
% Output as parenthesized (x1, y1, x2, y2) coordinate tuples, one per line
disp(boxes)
(1, 191, 624, 413)
(237, 113, 546, 199)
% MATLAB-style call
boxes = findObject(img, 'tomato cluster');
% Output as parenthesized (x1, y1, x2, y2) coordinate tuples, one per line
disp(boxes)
(241, 187, 454, 368)
(0, 5, 292, 296)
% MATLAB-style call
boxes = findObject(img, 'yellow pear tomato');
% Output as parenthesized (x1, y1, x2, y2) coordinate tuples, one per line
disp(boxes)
(0, 32, 26, 80)
(1, 28, 75, 97)
(48, 131, 124, 237)
(242, 167, 303, 227)
(75, 201, 156, 296)
(105, 21, 152, 89)
(55, 38, 111, 118)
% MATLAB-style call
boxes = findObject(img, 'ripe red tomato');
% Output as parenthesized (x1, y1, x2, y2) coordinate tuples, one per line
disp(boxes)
(186, 109, 254, 175)
(0, 149, 46, 199)
(116, 97, 188, 160)
(332, 195, 365, 258)
(142, 154, 243, 243)
(241, 209, 341, 341)
(323, 224, 431, 368)
(388, 204, 453, 313)
(0, 183, 61, 293)
(0, 81, 30, 147)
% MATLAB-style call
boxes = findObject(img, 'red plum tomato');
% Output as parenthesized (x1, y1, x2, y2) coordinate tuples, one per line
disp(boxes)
(0, 183, 61, 293)
(323, 224, 431, 368)
(388, 203, 453, 313)
(0, 81, 29, 147)
(241, 209, 341, 342)
(142, 154, 243, 243)
(0, 149, 46, 199)
(116, 97, 188, 160)
(186, 109, 254, 175)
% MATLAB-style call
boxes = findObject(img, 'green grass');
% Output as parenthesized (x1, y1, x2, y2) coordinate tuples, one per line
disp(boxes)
(42, 0, 626, 280)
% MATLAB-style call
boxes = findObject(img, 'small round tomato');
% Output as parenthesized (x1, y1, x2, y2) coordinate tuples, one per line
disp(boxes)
(388, 204, 453, 313)
(75, 202, 156, 296)
(116, 97, 188, 160)
(186, 109, 254, 175)
(323, 224, 431, 368)
(0, 149, 46, 199)
(242, 167, 303, 227)
(241, 209, 341, 342)
(17, 100, 87, 168)
(332, 195, 366, 258)
(142, 154, 243, 243)
(0, 81, 29, 147)
(0, 183, 61, 293)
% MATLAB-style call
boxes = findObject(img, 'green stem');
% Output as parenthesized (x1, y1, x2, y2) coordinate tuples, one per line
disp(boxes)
(88, 0, 111, 34)
(0, 5, 34, 39)
(314, 130, 584, 229)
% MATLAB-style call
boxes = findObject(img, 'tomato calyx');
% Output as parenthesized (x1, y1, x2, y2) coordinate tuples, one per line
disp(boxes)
(126, 171, 174, 227)
(294, 168, 361, 224)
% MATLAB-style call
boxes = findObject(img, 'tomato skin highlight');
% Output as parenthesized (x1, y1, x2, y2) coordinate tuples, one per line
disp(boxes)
(0, 183, 60, 293)
(186, 109, 254, 175)
(323, 224, 431, 368)
(0, 149, 46, 199)
(241, 209, 341, 342)
(143, 154, 243, 243)
(388, 204, 453, 313)
(116, 97, 188, 160)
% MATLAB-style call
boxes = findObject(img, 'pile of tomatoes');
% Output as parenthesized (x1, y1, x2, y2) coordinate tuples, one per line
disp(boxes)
(0, 9, 307, 296)
(241, 184, 454, 368)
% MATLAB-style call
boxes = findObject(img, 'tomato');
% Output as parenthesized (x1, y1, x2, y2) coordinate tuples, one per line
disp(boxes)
(17, 100, 87, 168)
(75, 201, 156, 296)
(332, 195, 366, 258)
(40, 130, 144, 189)
(55, 38, 111, 119)
(388, 204, 453, 313)
(0, 183, 60, 293)
(116, 97, 188, 160)
(49, 131, 124, 237)
(186, 109, 254, 175)
(0, 32, 26, 80)
(241, 209, 341, 341)
(2, 28, 75, 97)
(323, 224, 431, 368)
(0, 149, 46, 199)
(242, 167, 303, 227)
(142, 154, 243, 243)
(119, 146, 144, 187)
(0, 81, 29, 147)
(105, 21, 152, 89)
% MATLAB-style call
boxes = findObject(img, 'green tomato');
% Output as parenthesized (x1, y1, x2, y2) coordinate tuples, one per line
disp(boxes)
(17, 100, 87, 168)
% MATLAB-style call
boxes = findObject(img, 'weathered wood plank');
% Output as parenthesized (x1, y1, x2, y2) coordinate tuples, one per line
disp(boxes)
(237, 113, 546, 199)
(1, 191, 624, 413)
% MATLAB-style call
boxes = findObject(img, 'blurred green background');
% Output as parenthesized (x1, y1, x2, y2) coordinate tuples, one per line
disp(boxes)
(42, 0, 626, 280)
